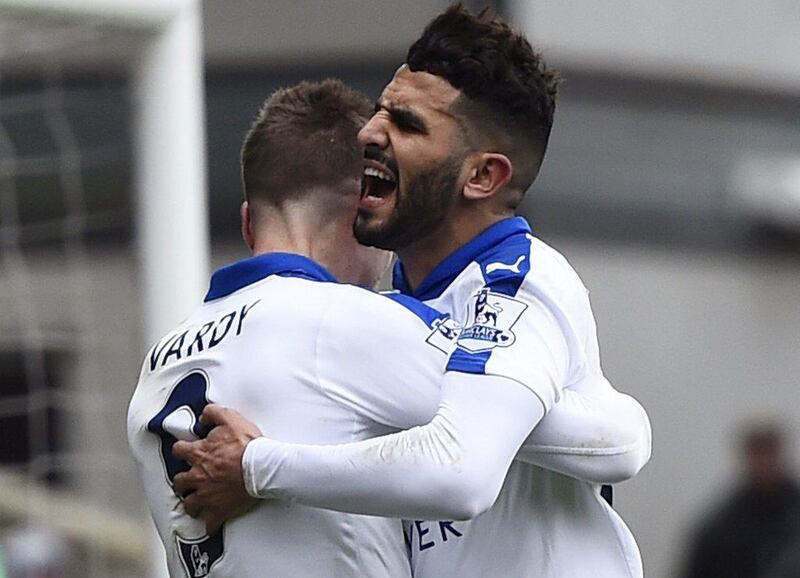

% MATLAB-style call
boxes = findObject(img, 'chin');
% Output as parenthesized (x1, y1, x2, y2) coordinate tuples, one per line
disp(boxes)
(354, 214, 381, 239)
(354, 226, 394, 251)
(355, 207, 411, 251)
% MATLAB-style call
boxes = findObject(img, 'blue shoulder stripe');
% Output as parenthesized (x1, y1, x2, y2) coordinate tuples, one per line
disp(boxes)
(445, 233, 532, 375)
(381, 292, 450, 328)
(447, 348, 491, 374)
(478, 234, 532, 297)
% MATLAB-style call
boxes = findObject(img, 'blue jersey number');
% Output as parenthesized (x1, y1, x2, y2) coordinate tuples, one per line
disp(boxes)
(148, 371, 224, 577)
(148, 371, 212, 485)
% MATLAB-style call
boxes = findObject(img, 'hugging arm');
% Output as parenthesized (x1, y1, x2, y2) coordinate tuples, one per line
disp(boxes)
(243, 371, 545, 520)
(517, 383, 651, 483)
(173, 288, 650, 530)
(240, 288, 567, 520)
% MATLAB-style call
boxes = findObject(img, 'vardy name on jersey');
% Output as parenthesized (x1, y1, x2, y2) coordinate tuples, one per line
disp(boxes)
(148, 299, 261, 372)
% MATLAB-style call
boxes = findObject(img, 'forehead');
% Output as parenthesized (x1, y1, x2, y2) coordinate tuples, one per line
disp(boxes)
(379, 65, 461, 117)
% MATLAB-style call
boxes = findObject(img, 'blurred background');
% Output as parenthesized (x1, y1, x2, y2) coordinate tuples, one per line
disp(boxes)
(1, 1, 799, 576)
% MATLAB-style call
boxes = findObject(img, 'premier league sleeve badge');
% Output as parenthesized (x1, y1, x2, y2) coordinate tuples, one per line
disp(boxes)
(456, 288, 527, 353)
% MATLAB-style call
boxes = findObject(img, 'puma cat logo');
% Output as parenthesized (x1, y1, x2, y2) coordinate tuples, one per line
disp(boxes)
(485, 255, 525, 274)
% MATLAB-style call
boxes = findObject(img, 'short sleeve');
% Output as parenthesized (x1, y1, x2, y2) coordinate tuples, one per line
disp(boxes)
(446, 284, 569, 411)
(315, 286, 453, 429)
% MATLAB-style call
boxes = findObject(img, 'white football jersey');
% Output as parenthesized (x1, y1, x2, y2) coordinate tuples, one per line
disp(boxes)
(128, 253, 456, 578)
(392, 217, 643, 578)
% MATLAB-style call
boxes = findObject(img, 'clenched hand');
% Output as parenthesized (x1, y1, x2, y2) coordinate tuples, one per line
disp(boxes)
(173, 404, 262, 534)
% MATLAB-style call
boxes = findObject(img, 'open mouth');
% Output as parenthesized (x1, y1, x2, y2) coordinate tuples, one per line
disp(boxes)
(360, 162, 397, 209)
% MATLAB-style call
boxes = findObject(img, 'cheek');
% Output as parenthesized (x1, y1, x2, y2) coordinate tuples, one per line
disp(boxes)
(401, 138, 457, 173)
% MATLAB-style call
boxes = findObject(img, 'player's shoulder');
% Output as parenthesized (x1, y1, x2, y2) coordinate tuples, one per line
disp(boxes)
(136, 276, 323, 372)
(207, 273, 348, 323)
(378, 291, 450, 328)
(316, 285, 456, 358)
(323, 282, 449, 333)
(528, 236, 586, 286)
(514, 236, 588, 299)
(518, 238, 595, 332)
(475, 232, 585, 296)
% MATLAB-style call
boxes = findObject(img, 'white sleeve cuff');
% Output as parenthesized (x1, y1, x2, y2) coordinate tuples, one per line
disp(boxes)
(242, 436, 281, 499)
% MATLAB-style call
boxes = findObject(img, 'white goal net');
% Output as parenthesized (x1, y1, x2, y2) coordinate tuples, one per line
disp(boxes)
(0, 2, 208, 577)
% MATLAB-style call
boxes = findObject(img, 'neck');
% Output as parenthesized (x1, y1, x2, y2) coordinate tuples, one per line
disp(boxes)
(396, 209, 509, 292)
(251, 201, 357, 282)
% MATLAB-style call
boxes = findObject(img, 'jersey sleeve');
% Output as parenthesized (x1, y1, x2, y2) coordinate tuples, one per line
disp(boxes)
(242, 372, 545, 520)
(516, 382, 652, 483)
(314, 287, 453, 430)
(446, 282, 570, 412)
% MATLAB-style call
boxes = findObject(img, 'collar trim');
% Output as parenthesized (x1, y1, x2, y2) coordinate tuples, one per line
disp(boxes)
(392, 217, 531, 301)
(205, 252, 337, 301)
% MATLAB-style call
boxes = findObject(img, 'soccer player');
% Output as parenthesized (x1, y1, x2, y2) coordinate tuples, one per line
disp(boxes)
(172, 6, 650, 578)
(128, 76, 648, 577)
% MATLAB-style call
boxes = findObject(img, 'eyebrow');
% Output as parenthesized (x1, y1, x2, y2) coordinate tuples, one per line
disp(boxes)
(374, 101, 428, 133)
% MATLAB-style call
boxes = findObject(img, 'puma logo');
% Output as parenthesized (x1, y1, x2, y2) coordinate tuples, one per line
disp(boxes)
(485, 255, 525, 274)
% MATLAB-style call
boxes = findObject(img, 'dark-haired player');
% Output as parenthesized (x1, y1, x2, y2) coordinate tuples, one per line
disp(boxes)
(129, 77, 649, 577)
(180, 6, 649, 577)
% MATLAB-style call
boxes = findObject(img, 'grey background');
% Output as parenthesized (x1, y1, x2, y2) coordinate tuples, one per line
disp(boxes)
(1, 1, 799, 576)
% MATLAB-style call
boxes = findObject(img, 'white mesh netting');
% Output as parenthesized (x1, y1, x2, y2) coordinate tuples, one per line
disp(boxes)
(0, 9, 167, 578)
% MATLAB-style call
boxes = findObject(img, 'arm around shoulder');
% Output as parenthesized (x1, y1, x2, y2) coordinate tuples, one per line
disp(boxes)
(242, 372, 545, 520)
(516, 384, 652, 483)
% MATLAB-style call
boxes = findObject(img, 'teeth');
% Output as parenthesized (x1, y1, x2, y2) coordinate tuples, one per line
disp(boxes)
(364, 166, 395, 182)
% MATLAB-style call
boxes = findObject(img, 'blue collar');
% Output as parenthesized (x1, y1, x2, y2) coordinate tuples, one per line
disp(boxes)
(392, 217, 531, 301)
(205, 252, 338, 301)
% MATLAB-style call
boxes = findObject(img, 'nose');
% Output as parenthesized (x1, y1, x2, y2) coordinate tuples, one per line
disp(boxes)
(358, 113, 389, 150)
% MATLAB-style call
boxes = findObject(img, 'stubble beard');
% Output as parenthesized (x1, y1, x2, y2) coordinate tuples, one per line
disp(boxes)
(354, 155, 462, 251)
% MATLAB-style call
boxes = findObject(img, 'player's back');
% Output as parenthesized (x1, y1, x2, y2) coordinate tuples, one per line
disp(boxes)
(128, 267, 411, 578)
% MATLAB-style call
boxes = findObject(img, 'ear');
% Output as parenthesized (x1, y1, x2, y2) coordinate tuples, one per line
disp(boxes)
(240, 201, 256, 252)
(462, 153, 513, 201)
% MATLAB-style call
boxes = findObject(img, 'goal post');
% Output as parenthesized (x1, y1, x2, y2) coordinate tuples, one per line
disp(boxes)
(131, 0, 211, 345)
(0, 0, 210, 346)
(0, 1, 209, 576)
(0, 0, 180, 27)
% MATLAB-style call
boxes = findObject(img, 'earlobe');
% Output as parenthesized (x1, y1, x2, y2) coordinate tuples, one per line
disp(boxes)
(241, 201, 255, 251)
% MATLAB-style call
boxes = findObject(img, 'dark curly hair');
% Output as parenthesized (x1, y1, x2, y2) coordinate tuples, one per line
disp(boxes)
(407, 3, 560, 197)
(241, 79, 372, 207)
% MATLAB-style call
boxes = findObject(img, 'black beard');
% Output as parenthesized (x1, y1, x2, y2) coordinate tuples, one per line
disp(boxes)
(354, 155, 461, 251)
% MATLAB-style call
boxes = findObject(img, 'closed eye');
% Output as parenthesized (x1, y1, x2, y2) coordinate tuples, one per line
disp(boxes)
(375, 102, 428, 134)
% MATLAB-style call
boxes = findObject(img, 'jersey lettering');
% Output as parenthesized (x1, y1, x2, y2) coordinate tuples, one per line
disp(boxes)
(148, 299, 261, 371)
(406, 520, 464, 552)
